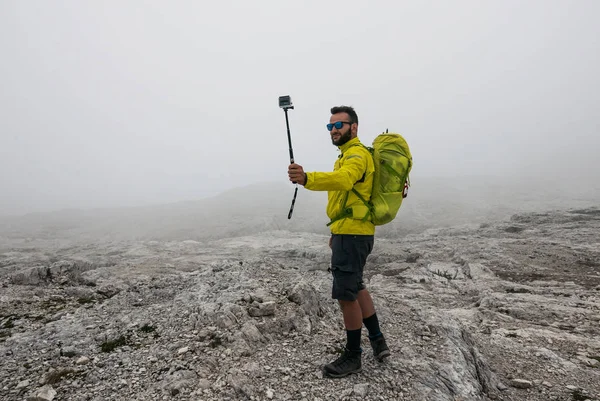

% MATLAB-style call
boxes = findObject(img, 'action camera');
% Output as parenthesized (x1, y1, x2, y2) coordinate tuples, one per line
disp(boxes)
(278, 95, 294, 109)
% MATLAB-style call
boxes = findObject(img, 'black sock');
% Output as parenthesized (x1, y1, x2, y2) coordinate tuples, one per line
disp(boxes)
(363, 313, 382, 340)
(346, 328, 362, 351)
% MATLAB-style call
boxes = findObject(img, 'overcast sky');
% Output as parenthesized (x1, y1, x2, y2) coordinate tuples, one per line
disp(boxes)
(1, 0, 599, 216)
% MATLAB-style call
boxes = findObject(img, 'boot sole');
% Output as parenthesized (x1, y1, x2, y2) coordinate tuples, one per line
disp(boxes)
(322, 366, 362, 378)
(375, 349, 390, 362)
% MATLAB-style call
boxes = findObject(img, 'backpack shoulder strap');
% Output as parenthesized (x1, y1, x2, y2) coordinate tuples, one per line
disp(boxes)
(326, 144, 374, 226)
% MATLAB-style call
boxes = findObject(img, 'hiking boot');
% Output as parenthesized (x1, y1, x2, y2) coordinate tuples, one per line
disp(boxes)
(370, 335, 390, 361)
(322, 348, 362, 378)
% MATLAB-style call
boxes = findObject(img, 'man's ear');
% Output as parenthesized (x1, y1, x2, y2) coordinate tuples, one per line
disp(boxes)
(351, 123, 358, 136)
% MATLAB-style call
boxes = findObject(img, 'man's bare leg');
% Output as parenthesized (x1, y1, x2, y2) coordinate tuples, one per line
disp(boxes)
(356, 289, 375, 318)
(339, 299, 363, 330)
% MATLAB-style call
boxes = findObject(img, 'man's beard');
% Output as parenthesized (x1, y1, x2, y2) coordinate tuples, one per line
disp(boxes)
(331, 130, 352, 146)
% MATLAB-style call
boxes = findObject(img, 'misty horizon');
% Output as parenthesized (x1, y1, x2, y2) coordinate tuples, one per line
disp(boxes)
(2, 1, 599, 217)
(1, 171, 599, 219)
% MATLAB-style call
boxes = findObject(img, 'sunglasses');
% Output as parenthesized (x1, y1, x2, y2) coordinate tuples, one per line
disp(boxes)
(326, 121, 353, 131)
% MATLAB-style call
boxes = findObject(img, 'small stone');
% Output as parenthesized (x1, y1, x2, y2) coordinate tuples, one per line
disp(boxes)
(542, 381, 553, 388)
(266, 388, 274, 399)
(197, 379, 211, 389)
(510, 379, 533, 389)
(353, 383, 369, 397)
(566, 385, 578, 391)
(248, 301, 276, 317)
(75, 356, 90, 365)
(27, 385, 57, 401)
(16, 380, 30, 389)
(177, 347, 189, 355)
(60, 347, 80, 357)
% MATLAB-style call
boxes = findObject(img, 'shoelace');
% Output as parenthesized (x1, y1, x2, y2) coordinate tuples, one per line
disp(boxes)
(332, 353, 356, 370)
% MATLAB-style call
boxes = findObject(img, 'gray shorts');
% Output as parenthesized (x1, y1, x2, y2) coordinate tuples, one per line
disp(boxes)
(330, 234, 374, 301)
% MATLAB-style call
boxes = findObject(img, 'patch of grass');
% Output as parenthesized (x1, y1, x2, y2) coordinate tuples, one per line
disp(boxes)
(40, 299, 66, 310)
(100, 335, 129, 353)
(432, 269, 458, 281)
(504, 226, 525, 233)
(2, 317, 15, 329)
(45, 368, 77, 384)
(209, 336, 222, 348)
(406, 253, 421, 263)
(139, 324, 156, 333)
(77, 297, 95, 304)
(505, 287, 532, 294)
(572, 389, 591, 401)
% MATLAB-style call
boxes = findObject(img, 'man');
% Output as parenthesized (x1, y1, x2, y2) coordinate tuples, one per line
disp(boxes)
(287, 105, 390, 378)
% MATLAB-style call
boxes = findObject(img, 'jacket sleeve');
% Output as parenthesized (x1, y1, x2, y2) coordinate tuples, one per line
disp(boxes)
(304, 148, 367, 191)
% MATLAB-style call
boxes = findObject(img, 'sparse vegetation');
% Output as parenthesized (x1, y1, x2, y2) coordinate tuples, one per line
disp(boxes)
(100, 335, 129, 353)
(572, 389, 592, 401)
(432, 269, 458, 281)
(209, 336, 223, 348)
(406, 253, 421, 263)
(77, 296, 95, 304)
(0, 330, 10, 341)
(45, 368, 77, 384)
(41, 299, 66, 311)
(139, 324, 156, 333)
(1, 316, 15, 329)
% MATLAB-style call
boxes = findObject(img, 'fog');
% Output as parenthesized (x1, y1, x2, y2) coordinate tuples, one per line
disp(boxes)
(1, 0, 599, 217)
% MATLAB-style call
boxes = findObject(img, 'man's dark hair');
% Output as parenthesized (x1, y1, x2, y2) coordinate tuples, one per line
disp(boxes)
(331, 105, 358, 125)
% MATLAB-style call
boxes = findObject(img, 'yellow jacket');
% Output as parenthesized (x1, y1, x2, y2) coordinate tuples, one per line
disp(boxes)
(305, 137, 375, 235)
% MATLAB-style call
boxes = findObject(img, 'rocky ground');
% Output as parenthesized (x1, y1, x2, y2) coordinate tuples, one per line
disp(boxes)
(0, 207, 599, 401)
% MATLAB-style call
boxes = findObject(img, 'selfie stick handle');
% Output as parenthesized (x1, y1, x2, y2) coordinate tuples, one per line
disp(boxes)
(282, 106, 298, 219)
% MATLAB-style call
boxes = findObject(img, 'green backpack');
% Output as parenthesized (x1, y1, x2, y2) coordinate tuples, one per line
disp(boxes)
(352, 131, 413, 226)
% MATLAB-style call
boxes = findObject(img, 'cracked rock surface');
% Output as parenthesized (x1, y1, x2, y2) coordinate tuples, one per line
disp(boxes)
(1, 208, 599, 400)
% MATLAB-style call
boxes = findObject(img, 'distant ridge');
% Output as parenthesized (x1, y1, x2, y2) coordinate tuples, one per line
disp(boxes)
(1, 176, 598, 242)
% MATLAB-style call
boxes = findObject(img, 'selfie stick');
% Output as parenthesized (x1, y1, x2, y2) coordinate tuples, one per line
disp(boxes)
(279, 95, 297, 219)
(285, 107, 294, 164)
